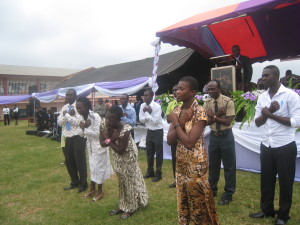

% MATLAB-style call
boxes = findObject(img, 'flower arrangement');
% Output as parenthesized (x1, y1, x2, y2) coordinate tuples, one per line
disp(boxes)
(195, 93, 210, 105)
(154, 92, 174, 114)
(231, 90, 265, 128)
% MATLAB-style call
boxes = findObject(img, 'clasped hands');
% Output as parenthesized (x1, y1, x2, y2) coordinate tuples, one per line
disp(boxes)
(207, 107, 226, 121)
(63, 108, 76, 116)
(103, 128, 119, 142)
(143, 106, 152, 114)
(169, 109, 193, 129)
(261, 101, 280, 118)
(79, 120, 91, 130)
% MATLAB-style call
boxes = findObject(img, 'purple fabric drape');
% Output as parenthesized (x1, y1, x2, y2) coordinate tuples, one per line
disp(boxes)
(0, 95, 31, 105)
(95, 77, 148, 89)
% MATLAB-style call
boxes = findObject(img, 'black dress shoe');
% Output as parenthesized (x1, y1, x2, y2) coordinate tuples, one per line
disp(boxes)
(275, 218, 286, 225)
(143, 173, 155, 178)
(169, 182, 176, 188)
(249, 211, 275, 218)
(218, 199, 232, 205)
(77, 186, 87, 193)
(152, 176, 162, 182)
(63, 185, 78, 190)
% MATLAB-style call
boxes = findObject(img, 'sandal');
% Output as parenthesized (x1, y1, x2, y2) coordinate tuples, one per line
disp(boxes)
(84, 189, 96, 198)
(119, 212, 132, 219)
(110, 208, 124, 215)
(92, 192, 104, 202)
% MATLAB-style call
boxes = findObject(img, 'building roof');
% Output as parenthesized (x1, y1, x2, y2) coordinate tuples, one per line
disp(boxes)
(0, 64, 81, 77)
(55, 48, 194, 88)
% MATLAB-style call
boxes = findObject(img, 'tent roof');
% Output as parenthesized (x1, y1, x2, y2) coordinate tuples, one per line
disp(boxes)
(0, 64, 80, 77)
(55, 48, 194, 88)
(156, 0, 300, 63)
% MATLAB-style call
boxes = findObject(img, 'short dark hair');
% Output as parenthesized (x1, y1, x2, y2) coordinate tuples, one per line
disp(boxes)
(108, 105, 123, 120)
(77, 97, 92, 111)
(144, 89, 154, 96)
(232, 45, 240, 49)
(264, 65, 280, 77)
(210, 79, 221, 89)
(179, 76, 198, 91)
(66, 88, 77, 96)
(286, 70, 292, 75)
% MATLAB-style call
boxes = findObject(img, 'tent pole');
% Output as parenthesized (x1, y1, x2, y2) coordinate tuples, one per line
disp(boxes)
(33, 99, 36, 125)
(92, 90, 95, 110)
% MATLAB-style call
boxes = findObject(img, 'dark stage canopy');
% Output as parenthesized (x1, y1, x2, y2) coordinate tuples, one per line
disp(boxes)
(56, 48, 195, 89)
(156, 0, 300, 63)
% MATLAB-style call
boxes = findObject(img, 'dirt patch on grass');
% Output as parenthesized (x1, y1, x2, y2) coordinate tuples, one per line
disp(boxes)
(19, 207, 44, 219)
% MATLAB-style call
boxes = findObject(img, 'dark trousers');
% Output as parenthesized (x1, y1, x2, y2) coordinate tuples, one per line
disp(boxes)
(208, 129, 236, 200)
(14, 113, 19, 124)
(63, 135, 87, 188)
(4, 114, 10, 125)
(260, 142, 297, 221)
(171, 144, 177, 179)
(146, 129, 163, 177)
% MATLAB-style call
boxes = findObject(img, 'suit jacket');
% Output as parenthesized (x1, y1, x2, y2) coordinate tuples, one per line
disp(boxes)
(235, 55, 253, 83)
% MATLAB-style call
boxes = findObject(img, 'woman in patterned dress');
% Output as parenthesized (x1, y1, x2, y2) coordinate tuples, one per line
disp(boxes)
(76, 97, 114, 201)
(167, 76, 219, 225)
(100, 105, 148, 219)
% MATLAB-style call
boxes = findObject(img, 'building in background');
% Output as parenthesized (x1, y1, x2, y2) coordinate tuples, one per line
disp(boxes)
(0, 64, 81, 120)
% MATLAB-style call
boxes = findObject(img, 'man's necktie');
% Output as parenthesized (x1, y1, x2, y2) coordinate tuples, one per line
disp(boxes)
(65, 105, 72, 130)
(214, 101, 221, 131)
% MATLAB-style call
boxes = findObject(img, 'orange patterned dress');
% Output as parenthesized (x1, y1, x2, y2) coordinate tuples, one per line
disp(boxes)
(173, 100, 219, 225)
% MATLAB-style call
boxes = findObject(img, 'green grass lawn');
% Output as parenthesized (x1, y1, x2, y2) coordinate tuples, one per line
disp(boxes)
(0, 121, 299, 225)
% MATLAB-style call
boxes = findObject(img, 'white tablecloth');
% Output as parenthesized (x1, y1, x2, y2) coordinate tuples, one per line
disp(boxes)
(134, 121, 300, 181)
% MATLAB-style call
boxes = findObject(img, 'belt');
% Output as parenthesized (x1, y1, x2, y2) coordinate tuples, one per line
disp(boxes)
(210, 128, 231, 137)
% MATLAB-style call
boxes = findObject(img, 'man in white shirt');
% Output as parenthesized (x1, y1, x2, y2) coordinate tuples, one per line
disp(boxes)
(139, 89, 164, 182)
(13, 104, 19, 125)
(58, 89, 88, 193)
(3, 105, 10, 125)
(249, 65, 300, 225)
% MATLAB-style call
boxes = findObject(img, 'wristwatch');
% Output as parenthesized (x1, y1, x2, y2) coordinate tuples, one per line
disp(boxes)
(174, 124, 180, 129)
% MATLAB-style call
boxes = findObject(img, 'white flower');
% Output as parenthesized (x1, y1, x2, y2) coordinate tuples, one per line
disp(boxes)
(252, 90, 266, 97)
(202, 94, 211, 101)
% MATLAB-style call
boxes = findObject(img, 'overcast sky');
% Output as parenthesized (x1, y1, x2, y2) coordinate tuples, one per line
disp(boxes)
(0, 0, 299, 82)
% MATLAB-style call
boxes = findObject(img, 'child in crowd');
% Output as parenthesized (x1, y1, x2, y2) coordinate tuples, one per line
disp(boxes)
(76, 97, 114, 201)
(100, 105, 148, 219)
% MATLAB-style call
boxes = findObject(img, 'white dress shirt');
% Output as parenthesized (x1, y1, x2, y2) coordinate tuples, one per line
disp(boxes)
(254, 84, 300, 148)
(139, 101, 163, 130)
(3, 108, 10, 115)
(57, 102, 83, 138)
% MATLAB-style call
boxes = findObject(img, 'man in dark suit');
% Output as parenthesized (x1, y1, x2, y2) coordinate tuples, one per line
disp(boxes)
(232, 45, 253, 91)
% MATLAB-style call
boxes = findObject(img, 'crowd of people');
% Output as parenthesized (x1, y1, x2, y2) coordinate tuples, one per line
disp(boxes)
(44, 64, 300, 224)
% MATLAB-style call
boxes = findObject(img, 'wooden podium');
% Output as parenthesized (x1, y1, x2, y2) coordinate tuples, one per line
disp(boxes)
(210, 55, 239, 94)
